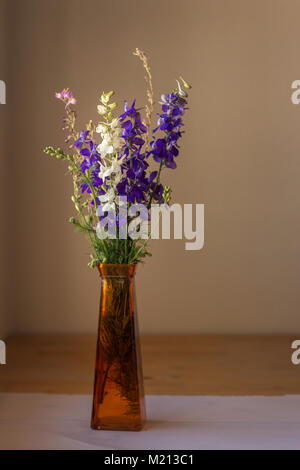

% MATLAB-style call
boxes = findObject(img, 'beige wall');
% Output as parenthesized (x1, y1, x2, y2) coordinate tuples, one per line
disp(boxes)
(3, 0, 300, 334)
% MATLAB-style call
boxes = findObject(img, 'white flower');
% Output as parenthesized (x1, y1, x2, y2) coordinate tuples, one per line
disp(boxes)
(97, 105, 107, 115)
(98, 163, 113, 180)
(112, 134, 123, 149)
(98, 188, 116, 213)
(98, 156, 124, 183)
(97, 135, 123, 157)
(99, 188, 115, 203)
(96, 118, 123, 156)
(110, 118, 121, 130)
(96, 123, 107, 135)
(97, 137, 114, 157)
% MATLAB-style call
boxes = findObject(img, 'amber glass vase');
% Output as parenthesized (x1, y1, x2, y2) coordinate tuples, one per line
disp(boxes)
(91, 264, 146, 431)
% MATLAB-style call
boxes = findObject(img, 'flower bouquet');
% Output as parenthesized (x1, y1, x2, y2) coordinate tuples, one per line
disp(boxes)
(44, 49, 191, 431)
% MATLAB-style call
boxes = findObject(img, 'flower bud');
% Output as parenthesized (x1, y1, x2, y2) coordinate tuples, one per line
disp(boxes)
(176, 80, 188, 98)
(163, 186, 172, 204)
(101, 90, 114, 104)
(180, 76, 192, 89)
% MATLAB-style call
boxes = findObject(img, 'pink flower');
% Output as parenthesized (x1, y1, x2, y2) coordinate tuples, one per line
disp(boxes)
(55, 88, 77, 107)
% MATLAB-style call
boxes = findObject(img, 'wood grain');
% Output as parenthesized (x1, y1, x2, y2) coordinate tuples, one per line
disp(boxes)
(0, 335, 300, 395)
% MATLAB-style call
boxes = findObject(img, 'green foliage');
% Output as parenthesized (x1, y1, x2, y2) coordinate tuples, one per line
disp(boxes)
(90, 238, 152, 267)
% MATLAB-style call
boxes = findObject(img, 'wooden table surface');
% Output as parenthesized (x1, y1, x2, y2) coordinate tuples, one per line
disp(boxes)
(1, 335, 300, 395)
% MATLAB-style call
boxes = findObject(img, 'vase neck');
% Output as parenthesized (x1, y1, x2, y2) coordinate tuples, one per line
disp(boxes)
(97, 264, 136, 278)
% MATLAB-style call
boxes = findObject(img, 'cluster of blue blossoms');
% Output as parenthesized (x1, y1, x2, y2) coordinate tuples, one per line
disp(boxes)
(74, 91, 187, 204)
(116, 100, 162, 204)
(74, 131, 103, 195)
(150, 93, 187, 169)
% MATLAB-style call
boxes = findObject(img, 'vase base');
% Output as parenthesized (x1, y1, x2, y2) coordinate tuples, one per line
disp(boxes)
(91, 422, 145, 432)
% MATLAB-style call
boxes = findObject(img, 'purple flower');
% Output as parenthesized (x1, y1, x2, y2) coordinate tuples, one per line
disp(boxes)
(81, 163, 103, 193)
(80, 141, 99, 161)
(74, 130, 89, 150)
(115, 99, 170, 204)
(74, 130, 102, 194)
(118, 100, 150, 186)
(119, 100, 147, 157)
(150, 92, 187, 169)
(75, 131, 101, 167)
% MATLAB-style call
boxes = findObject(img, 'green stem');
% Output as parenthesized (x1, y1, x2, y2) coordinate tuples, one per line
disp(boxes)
(71, 160, 109, 258)
(125, 238, 128, 263)
(128, 239, 149, 264)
